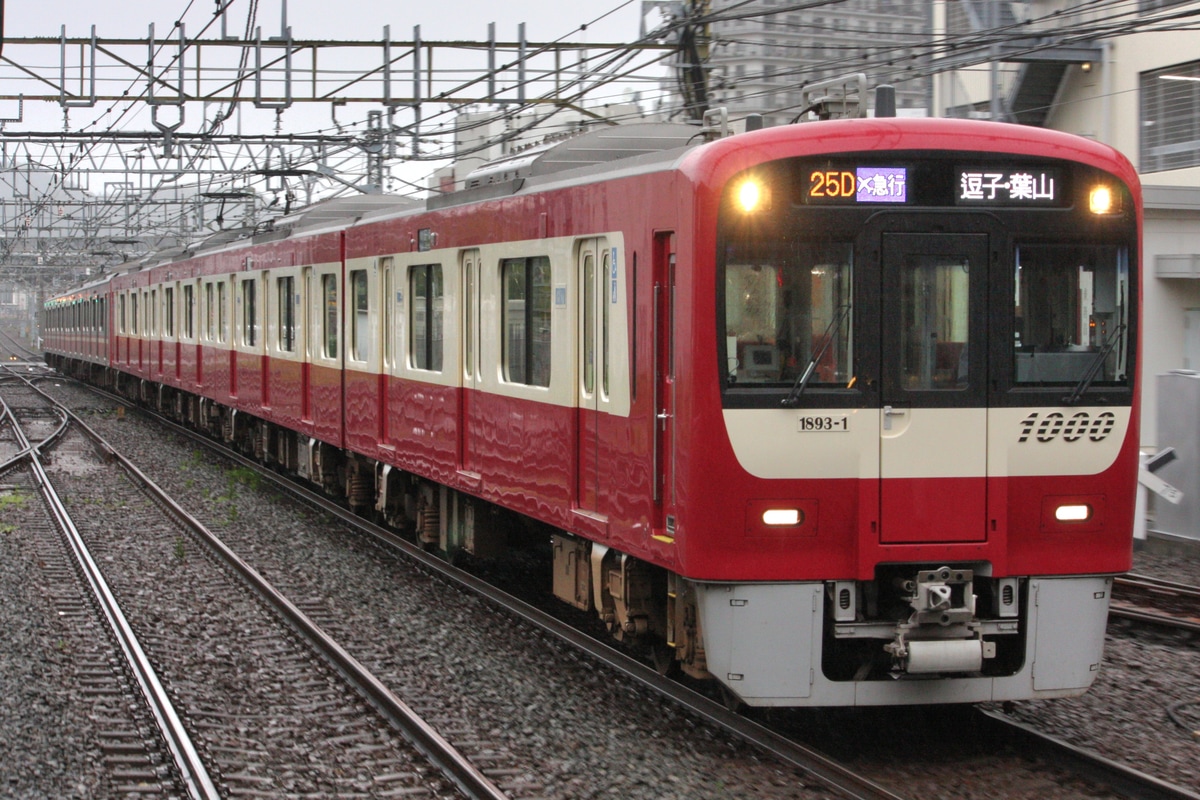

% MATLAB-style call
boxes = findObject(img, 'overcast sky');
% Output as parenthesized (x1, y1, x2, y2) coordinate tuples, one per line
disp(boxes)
(8, 0, 647, 45)
(4, 0, 660, 195)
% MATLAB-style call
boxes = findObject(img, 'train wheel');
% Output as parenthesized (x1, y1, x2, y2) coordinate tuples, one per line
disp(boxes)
(650, 638, 678, 677)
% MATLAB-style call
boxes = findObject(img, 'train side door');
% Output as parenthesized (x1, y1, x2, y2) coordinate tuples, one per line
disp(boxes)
(878, 232, 989, 543)
(653, 232, 677, 532)
(300, 266, 313, 422)
(459, 249, 481, 476)
(576, 237, 614, 514)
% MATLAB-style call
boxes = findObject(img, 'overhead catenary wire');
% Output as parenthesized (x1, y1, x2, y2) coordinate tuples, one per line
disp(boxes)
(5, 0, 1200, 259)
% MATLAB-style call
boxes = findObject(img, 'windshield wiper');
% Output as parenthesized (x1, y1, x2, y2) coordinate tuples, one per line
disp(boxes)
(782, 304, 852, 408)
(1062, 323, 1126, 406)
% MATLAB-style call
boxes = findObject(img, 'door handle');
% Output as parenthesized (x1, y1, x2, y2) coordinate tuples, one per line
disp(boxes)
(657, 409, 672, 430)
(883, 405, 906, 431)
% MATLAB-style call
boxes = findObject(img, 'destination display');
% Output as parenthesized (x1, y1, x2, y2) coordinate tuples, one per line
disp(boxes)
(956, 168, 1061, 206)
(797, 162, 1066, 207)
(805, 166, 908, 204)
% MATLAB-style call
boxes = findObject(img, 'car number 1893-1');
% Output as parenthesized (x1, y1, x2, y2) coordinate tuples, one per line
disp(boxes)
(797, 415, 849, 432)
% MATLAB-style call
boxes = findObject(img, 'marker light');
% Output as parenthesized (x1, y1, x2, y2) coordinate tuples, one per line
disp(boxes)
(1055, 504, 1092, 522)
(736, 179, 771, 213)
(762, 508, 802, 526)
(1088, 185, 1116, 215)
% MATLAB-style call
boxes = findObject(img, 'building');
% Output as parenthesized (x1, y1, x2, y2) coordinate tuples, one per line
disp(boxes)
(931, 0, 1200, 452)
(688, 0, 933, 124)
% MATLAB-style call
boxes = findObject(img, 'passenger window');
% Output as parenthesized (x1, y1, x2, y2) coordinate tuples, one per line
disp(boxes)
(321, 273, 338, 359)
(183, 284, 195, 339)
(241, 278, 257, 347)
(381, 258, 395, 368)
(204, 284, 215, 341)
(165, 287, 174, 337)
(502, 256, 552, 387)
(410, 264, 444, 372)
(217, 282, 228, 344)
(350, 269, 369, 362)
(277, 275, 296, 352)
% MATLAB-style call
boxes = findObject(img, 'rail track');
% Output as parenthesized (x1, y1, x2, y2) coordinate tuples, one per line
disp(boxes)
(1111, 574, 1200, 633)
(50, 375, 1200, 800)
(0, 370, 508, 799)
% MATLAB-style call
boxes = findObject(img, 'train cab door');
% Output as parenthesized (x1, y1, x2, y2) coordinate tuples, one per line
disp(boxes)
(576, 238, 607, 514)
(878, 232, 990, 543)
(459, 249, 481, 476)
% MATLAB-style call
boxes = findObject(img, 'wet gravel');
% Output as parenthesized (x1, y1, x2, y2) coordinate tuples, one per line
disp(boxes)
(994, 539, 1200, 792)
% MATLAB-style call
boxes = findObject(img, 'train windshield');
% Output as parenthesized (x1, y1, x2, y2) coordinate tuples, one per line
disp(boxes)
(1013, 243, 1130, 387)
(723, 241, 853, 388)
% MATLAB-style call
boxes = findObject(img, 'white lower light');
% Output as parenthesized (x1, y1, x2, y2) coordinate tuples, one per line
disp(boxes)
(1055, 504, 1091, 522)
(763, 508, 801, 526)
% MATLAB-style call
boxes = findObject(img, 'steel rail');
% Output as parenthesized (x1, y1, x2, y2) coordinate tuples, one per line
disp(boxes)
(96, 387, 908, 800)
(1111, 574, 1200, 633)
(975, 709, 1200, 800)
(23, 378, 509, 800)
(0, 391, 220, 800)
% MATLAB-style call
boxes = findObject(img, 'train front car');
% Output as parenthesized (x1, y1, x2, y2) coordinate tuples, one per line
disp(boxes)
(674, 118, 1140, 707)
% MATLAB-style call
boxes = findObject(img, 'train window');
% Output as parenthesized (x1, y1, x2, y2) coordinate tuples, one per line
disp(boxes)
(410, 264, 443, 372)
(723, 242, 853, 387)
(502, 256, 552, 387)
(150, 290, 157, 335)
(217, 282, 228, 344)
(183, 284, 194, 339)
(241, 278, 257, 347)
(204, 283, 214, 341)
(130, 293, 139, 336)
(582, 252, 595, 395)
(277, 275, 296, 352)
(1013, 244, 1130, 386)
(165, 287, 174, 337)
(350, 269, 369, 362)
(900, 255, 970, 391)
(321, 273, 338, 359)
(602, 248, 611, 398)
(381, 257, 395, 369)
(118, 294, 126, 334)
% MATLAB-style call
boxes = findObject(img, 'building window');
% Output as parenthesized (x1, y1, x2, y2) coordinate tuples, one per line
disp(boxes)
(410, 264, 444, 372)
(1140, 59, 1200, 172)
(1139, 0, 1193, 12)
(502, 256, 552, 387)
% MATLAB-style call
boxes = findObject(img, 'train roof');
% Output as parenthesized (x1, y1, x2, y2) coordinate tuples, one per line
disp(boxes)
(429, 122, 701, 211)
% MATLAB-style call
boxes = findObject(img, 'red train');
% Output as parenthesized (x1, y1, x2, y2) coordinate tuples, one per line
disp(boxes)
(45, 113, 1141, 707)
